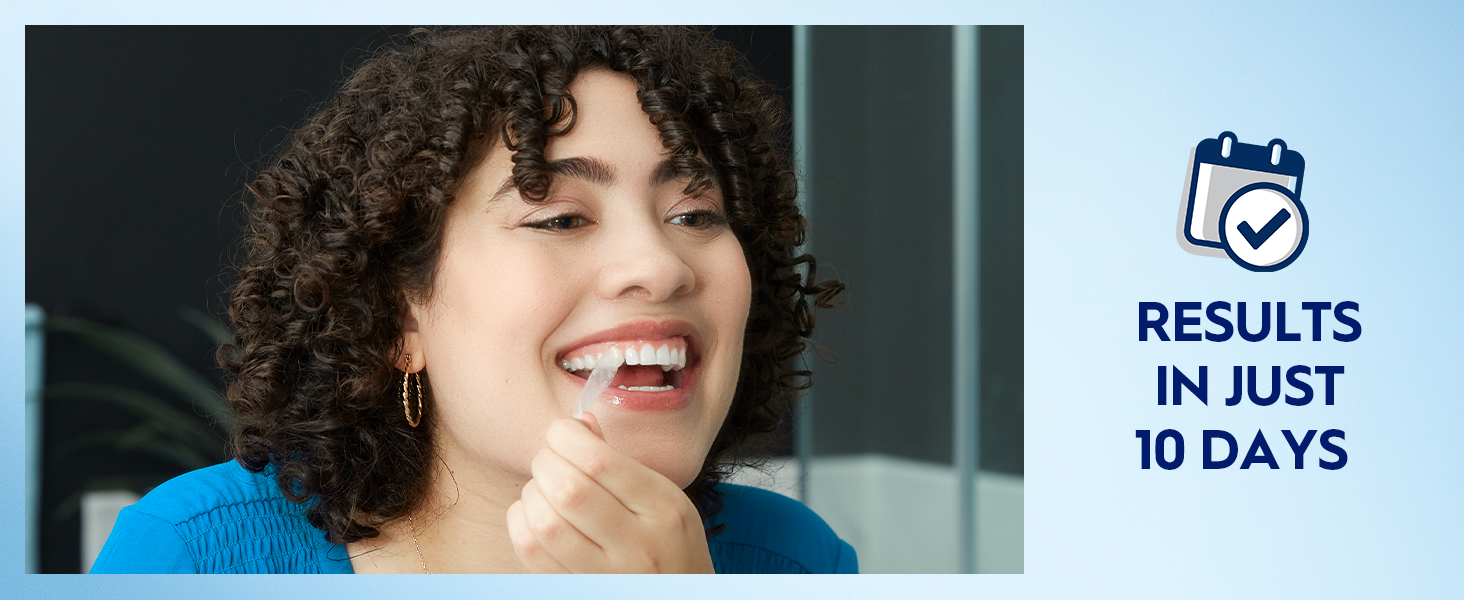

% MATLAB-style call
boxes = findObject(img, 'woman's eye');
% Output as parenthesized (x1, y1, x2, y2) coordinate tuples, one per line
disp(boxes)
(669, 210, 727, 229)
(528, 215, 589, 230)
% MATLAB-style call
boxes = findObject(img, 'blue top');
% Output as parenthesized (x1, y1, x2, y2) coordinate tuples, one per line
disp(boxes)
(90, 461, 856, 574)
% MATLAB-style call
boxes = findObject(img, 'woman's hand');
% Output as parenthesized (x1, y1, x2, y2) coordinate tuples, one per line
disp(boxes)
(505, 414, 716, 573)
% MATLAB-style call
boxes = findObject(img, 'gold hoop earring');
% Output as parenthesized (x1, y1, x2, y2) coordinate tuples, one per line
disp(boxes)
(402, 354, 423, 428)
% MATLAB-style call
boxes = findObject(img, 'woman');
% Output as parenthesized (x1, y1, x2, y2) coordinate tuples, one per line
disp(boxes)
(91, 26, 848, 574)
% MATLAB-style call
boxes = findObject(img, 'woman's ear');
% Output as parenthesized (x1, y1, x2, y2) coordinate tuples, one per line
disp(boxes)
(399, 311, 425, 373)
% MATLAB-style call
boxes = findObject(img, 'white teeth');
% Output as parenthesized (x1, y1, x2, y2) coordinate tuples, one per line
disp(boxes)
(562, 344, 687, 373)
(617, 385, 676, 392)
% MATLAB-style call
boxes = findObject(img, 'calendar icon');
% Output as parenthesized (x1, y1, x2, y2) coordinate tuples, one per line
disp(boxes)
(1177, 131, 1309, 272)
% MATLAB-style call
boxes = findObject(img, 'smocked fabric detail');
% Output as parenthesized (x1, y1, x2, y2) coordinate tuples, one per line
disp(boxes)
(171, 496, 322, 574)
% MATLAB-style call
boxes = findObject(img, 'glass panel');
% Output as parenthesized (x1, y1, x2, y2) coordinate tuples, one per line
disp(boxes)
(796, 25, 1025, 574)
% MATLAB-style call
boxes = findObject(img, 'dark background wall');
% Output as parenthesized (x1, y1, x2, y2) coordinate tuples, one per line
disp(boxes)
(976, 26, 1025, 475)
(804, 26, 1024, 473)
(804, 26, 956, 461)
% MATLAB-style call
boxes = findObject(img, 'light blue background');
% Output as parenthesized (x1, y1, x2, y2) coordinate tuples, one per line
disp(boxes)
(1026, 1, 1462, 597)
(9, 0, 1463, 597)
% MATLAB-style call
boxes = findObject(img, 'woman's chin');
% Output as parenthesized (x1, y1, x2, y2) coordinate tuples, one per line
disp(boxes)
(648, 458, 704, 490)
(597, 426, 711, 488)
(564, 364, 724, 489)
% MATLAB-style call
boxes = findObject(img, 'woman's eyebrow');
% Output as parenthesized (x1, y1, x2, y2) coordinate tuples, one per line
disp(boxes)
(488, 156, 615, 202)
(550, 156, 617, 186)
(553, 156, 684, 186)
(650, 159, 682, 185)
(488, 157, 683, 202)
(486, 157, 605, 202)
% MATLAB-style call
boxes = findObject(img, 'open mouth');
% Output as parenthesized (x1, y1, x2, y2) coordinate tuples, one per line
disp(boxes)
(558, 337, 691, 392)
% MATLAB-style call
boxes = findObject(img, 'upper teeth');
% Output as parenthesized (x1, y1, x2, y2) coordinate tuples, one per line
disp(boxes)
(561, 343, 687, 372)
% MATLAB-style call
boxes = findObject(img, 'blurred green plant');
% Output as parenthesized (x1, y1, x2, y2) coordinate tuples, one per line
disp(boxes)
(44, 307, 236, 519)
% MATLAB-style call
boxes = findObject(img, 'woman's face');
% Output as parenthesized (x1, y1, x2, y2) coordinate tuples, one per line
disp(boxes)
(405, 70, 751, 489)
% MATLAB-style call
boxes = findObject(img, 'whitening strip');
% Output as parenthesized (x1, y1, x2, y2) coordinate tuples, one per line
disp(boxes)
(575, 347, 625, 419)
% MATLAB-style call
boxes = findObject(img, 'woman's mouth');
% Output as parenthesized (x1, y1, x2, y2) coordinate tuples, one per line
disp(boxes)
(558, 337, 692, 393)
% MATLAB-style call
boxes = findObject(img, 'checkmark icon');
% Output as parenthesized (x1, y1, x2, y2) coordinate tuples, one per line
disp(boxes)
(1237, 209, 1292, 249)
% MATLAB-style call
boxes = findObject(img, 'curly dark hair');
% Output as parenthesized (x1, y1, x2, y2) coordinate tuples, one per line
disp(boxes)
(224, 26, 842, 545)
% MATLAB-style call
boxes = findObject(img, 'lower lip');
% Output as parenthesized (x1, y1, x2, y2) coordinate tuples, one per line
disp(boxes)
(562, 365, 697, 412)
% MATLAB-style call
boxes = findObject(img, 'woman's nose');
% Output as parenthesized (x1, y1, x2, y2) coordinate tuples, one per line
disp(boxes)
(596, 223, 696, 303)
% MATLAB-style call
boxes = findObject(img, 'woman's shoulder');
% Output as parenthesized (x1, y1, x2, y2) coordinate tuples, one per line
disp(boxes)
(89, 461, 351, 574)
(709, 483, 858, 574)
(123, 460, 283, 520)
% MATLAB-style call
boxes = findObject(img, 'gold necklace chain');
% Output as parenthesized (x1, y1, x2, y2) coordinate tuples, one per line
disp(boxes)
(405, 458, 457, 574)
(407, 515, 430, 574)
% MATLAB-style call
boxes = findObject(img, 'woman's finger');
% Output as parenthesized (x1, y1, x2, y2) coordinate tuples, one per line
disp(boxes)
(518, 479, 607, 573)
(505, 499, 571, 574)
(578, 411, 605, 439)
(530, 446, 637, 545)
(544, 418, 686, 516)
